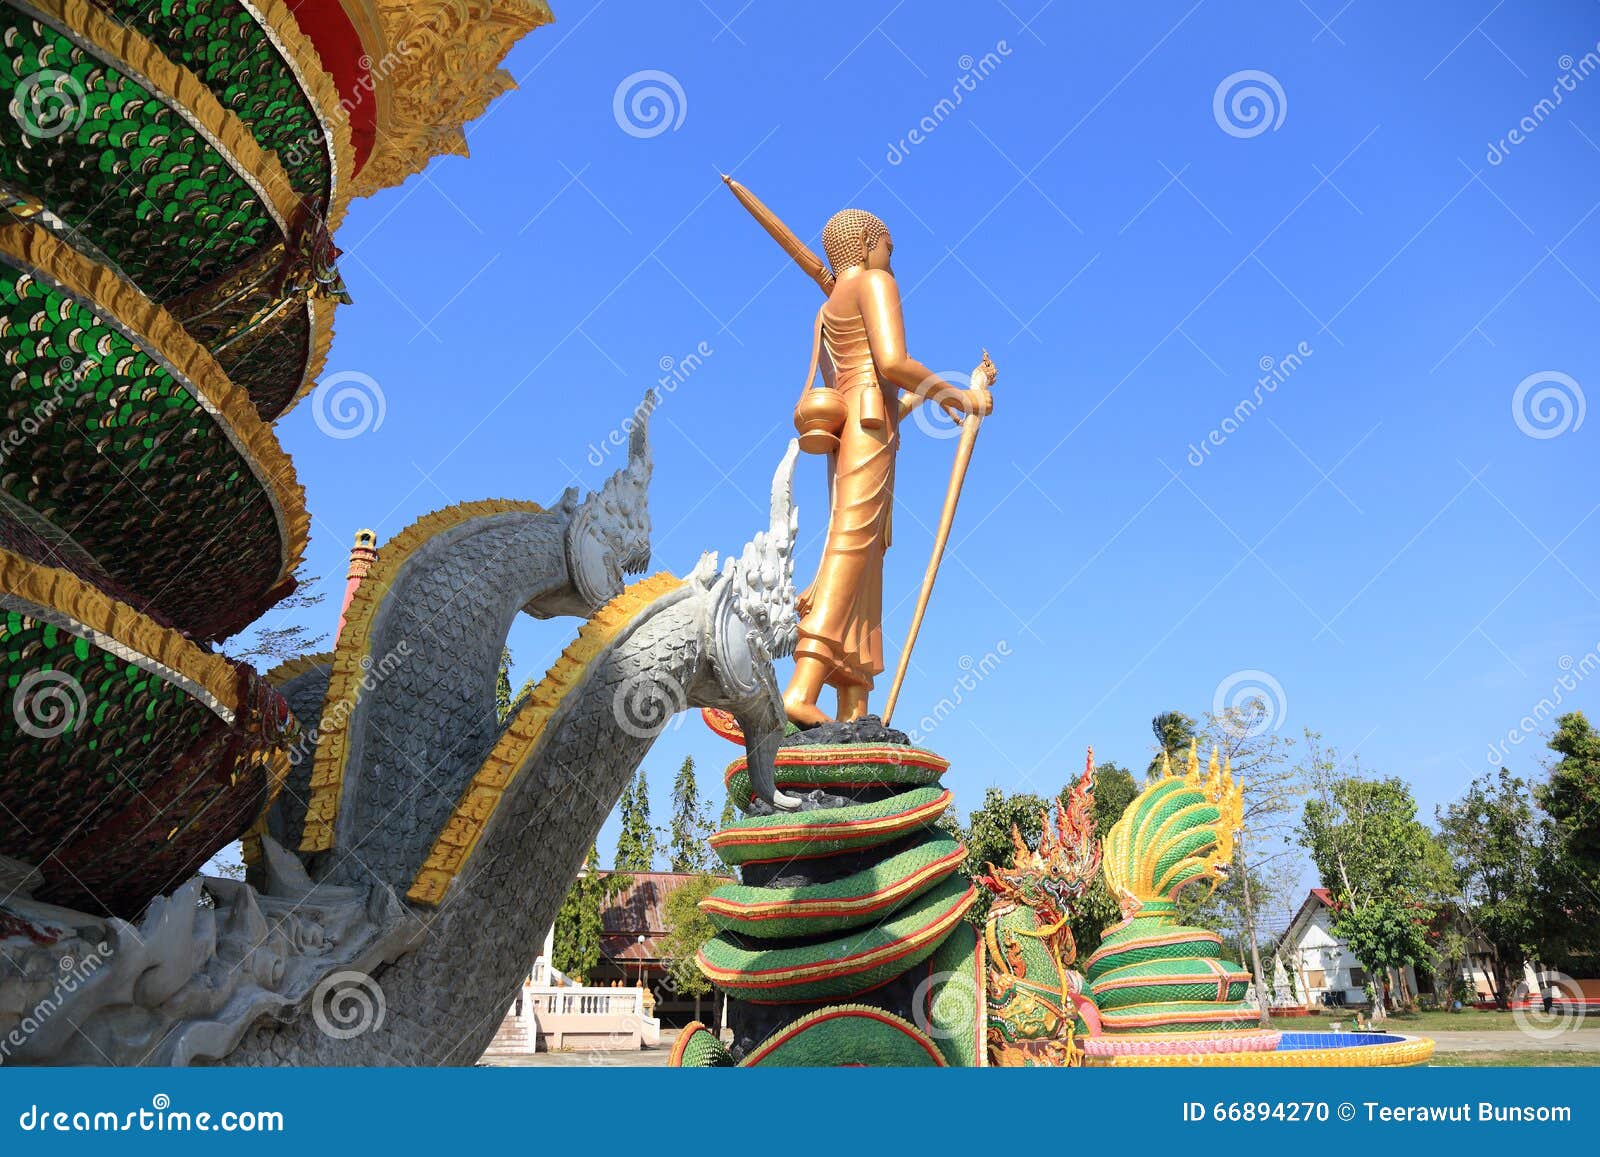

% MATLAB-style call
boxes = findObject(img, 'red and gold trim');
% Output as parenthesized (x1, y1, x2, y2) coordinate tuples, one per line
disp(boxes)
(1088, 1036, 1436, 1068)
(1084, 926, 1225, 973)
(700, 844, 967, 926)
(697, 882, 974, 995)
(667, 1021, 708, 1067)
(1098, 1007, 1263, 1030)
(708, 789, 952, 866)
(724, 744, 949, 782)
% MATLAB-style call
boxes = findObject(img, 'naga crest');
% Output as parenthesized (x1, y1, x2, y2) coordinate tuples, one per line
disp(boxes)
(722, 438, 801, 660)
(689, 440, 803, 812)
(979, 748, 1102, 914)
(560, 392, 655, 607)
(1100, 746, 1244, 921)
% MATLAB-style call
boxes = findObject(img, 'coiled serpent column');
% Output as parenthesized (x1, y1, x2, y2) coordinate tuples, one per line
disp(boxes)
(670, 724, 984, 1067)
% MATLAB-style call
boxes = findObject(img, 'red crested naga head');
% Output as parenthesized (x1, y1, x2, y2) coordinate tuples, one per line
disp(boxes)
(978, 749, 1104, 913)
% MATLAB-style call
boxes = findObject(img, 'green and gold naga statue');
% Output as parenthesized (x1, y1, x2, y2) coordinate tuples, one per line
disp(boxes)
(671, 737, 1437, 1066)
(1080, 746, 1278, 1059)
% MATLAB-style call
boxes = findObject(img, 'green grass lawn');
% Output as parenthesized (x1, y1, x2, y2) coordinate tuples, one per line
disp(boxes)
(1431, 1050, 1600, 1067)
(1309, 1008, 1599, 1033)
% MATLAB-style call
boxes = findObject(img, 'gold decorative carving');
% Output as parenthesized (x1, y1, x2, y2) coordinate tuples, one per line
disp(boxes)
(264, 651, 336, 686)
(338, 0, 554, 200)
(0, 547, 246, 718)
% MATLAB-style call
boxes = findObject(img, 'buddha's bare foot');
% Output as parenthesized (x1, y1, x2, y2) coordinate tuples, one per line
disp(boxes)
(784, 687, 833, 727)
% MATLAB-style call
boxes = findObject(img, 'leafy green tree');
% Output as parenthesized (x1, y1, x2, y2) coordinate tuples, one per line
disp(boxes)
(1298, 735, 1439, 1016)
(668, 756, 712, 872)
(718, 790, 738, 831)
(658, 873, 724, 1021)
(1535, 711, 1600, 969)
(964, 786, 1049, 871)
(950, 786, 1046, 928)
(495, 646, 514, 723)
(615, 765, 659, 871)
(1086, 760, 1138, 833)
(1436, 768, 1542, 1007)
(549, 847, 631, 980)
(1148, 711, 1197, 781)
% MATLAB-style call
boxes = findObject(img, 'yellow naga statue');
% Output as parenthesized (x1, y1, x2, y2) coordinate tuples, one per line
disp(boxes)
(1081, 747, 1276, 1052)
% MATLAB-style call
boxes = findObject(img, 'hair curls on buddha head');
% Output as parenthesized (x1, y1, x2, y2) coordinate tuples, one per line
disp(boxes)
(822, 208, 889, 274)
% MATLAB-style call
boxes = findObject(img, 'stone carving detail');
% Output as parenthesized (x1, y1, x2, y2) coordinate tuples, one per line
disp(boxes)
(0, 836, 417, 1066)
(558, 401, 654, 612)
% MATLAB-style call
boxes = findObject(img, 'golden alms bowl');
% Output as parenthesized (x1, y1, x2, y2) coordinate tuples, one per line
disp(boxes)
(795, 387, 848, 454)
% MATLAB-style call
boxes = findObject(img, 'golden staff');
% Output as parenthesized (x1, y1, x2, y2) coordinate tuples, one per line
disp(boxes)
(882, 352, 996, 728)
(722, 175, 834, 295)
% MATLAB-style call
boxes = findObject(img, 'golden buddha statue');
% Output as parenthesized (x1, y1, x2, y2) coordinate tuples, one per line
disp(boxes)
(782, 208, 994, 726)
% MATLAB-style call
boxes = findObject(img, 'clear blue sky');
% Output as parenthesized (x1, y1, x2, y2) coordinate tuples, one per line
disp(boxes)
(252, 1, 1600, 892)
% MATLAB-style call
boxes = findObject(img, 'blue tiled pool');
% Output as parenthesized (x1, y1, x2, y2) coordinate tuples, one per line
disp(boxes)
(1276, 1031, 1409, 1050)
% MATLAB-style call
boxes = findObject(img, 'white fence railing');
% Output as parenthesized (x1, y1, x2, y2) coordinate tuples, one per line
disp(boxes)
(547, 988, 644, 1017)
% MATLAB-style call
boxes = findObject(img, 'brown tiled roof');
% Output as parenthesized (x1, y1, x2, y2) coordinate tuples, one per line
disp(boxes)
(596, 871, 732, 963)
